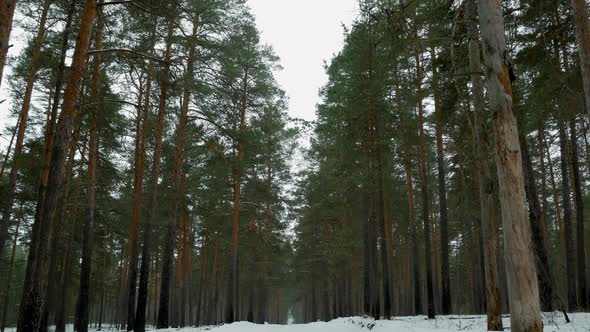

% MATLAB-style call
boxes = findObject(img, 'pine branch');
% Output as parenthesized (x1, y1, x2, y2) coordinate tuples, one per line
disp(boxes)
(88, 49, 167, 64)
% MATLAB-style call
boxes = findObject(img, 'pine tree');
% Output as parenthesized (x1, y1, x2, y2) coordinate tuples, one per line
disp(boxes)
(478, 0, 543, 330)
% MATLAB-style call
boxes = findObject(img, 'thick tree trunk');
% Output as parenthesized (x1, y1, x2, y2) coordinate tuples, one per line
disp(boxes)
(77, 5, 103, 331)
(570, 0, 590, 122)
(559, 118, 577, 311)
(569, 119, 588, 309)
(16, 1, 97, 331)
(158, 17, 198, 328)
(465, 0, 504, 327)
(136, 16, 174, 332)
(478, 1, 543, 331)
(0, 0, 16, 87)
(0, 0, 51, 256)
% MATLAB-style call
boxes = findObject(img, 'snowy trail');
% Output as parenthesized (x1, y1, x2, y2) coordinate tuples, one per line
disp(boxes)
(5, 313, 588, 332)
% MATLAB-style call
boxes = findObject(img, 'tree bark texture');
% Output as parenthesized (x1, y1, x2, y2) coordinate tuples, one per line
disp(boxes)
(478, 1, 543, 331)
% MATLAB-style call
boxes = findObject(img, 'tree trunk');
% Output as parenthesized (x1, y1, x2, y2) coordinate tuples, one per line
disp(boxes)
(261, 161, 272, 323)
(55, 134, 85, 332)
(583, 123, 590, 177)
(538, 129, 549, 240)
(158, 17, 197, 328)
(16, 1, 97, 330)
(376, 119, 393, 319)
(559, 118, 577, 311)
(404, 145, 421, 315)
(0, 0, 16, 87)
(569, 119, 588, 309)
(415, 24, 435, 319)
(77, 4, 103, 331)
(136, 15, 174, 332)
(97, 233, 108, 331)
(465, 0, 504, 327)
(459, 167, 476, 314)
(0, 205, 21, 332)
(125, 39, 153, 332)
(543, 133, 567, 279)
(478, 1, 543, 331)
(226, 67, 249, 323)
(208, 237, 220, 325)
(196, 231, 209, 326)
(535, 129, 571, 322)
(520, 134, 556, 312)
(39, 3, 78, 328)
(45, 122, 82, 332)
(431, 45, 450, 316)
(570, 0, 590, 122)
(125, 84, 143, 331)
(366, 41, 380, 320)
(0, 0, 51, 256)
(0, 116, 19, 178)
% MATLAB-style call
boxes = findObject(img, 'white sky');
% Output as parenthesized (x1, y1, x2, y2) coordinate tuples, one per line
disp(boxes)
(247, 0, 358, 121)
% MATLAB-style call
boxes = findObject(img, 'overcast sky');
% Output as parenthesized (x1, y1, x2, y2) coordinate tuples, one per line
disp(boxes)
(248, 0, 358, 121)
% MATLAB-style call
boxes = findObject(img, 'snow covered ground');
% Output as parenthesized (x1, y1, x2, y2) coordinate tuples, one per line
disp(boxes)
(177, 314, 589, 332)
(5, 313, 589, 332)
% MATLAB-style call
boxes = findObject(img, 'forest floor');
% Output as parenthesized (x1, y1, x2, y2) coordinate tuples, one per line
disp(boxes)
(9, 312, 588, 332)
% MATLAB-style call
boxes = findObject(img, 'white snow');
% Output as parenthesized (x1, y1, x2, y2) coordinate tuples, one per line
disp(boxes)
(174, 314, 588, 332)
(4, 313, 589, 332)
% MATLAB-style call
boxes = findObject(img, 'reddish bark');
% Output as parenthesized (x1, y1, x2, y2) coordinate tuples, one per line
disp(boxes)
(0, 0, 16, 87)
(17, 1, 97, 330)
